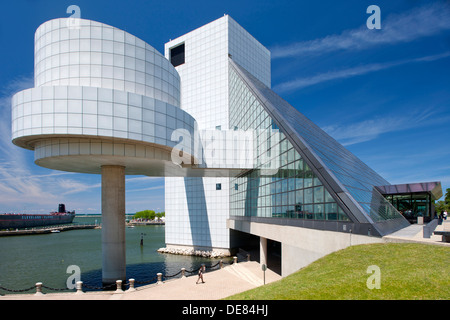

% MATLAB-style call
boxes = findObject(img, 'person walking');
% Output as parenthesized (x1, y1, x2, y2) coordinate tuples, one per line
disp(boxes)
(196, 264, 205, 284)
(444, 211, 448, 221)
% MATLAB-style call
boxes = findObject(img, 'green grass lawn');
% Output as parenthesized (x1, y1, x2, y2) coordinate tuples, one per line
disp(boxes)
(226, 243, 449, 300)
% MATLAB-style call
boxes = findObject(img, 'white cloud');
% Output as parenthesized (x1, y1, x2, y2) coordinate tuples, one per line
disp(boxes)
(126, 176, 163, 183)
(322, 108, 439, 146)
(127, 185, 164, 193)
(0, 75, 94, 212)
(58, 179, 101, 195)
(271, 2, 450, 59)
(273, 51, 450, 93)
(0, 75, 34, 163)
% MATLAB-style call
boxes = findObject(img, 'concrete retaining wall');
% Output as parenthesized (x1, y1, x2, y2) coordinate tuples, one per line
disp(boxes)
(227, 219, 382, 277)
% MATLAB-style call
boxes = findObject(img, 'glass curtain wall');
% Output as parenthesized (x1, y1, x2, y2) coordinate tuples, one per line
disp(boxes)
(229, 65, 348, 221)
(229, 59, 406, 227)
(384, 193, 431, 222)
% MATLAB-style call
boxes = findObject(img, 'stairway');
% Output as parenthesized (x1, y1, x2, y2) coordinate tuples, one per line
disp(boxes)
(224, 261, 281, 287)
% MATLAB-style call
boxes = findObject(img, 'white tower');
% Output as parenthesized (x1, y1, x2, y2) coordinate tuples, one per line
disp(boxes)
(164, 15, 270, 253)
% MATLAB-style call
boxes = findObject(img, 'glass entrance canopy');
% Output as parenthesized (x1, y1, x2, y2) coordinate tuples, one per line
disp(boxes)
(375, 182, 443, 223)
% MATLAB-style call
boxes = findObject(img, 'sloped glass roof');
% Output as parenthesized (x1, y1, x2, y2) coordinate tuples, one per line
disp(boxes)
(229, 59, 409, 234)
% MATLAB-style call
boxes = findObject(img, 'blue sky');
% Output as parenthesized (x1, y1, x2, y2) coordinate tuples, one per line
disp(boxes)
(0, 0, 449, 214)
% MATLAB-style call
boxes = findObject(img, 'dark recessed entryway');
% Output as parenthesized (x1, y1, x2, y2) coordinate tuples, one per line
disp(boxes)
(231, 230, 281, 275)
(266, 239, 281, 275)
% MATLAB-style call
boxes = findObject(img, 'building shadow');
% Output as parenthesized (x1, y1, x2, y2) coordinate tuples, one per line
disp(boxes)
(185, 177, 212, 250)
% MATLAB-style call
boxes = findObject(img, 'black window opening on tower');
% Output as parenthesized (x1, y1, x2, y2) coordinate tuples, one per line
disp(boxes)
(170, 43, 185, 67)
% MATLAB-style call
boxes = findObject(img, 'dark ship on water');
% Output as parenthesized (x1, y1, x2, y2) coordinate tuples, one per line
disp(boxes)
(0, 204, 75, 230)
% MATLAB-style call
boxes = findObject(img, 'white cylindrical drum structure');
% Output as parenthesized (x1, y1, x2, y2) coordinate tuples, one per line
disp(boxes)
(11, 18, 197, 285)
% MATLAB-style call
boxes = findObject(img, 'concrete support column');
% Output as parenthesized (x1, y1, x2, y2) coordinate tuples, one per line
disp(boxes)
(101, 165, 126, 286)
(260, 237, 267, 267)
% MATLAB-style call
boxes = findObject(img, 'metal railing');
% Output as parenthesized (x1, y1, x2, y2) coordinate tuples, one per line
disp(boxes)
(0, 255, 245, 296)
(423, 218, 439, 238)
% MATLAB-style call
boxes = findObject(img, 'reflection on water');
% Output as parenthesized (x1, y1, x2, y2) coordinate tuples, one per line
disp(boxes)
(0, 216, 232, 293)
(81, 255, 227, 290)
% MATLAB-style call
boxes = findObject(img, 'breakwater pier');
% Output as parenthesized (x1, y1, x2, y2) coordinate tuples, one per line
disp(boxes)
(0, 224, 99, 237)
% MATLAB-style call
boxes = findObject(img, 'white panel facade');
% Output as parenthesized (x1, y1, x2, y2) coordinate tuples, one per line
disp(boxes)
(164, 15, 271, 252)
(227, 16, 271, 88)
(12, 18, 196, 177)
(12, 87, 193, 148)
(34, 18, 180, 106)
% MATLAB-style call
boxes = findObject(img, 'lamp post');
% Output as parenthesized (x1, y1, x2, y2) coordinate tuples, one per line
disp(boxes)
(261, 264, 267, 285)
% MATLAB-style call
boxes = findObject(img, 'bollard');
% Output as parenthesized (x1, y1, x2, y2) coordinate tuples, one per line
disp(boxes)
(247, 253, 251, 262)
(75, 281, 84, 294)
(233, 256, 238, 264)
(115, 280, 123, 293)
(181, 268, 186, 278)
(35, 282, 43, 295)
(219, 260, 223, 269)
(157, 273, 163, 284)
(128, 279, 136, 291)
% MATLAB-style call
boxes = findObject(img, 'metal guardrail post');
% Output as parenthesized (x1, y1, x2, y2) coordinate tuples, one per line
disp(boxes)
(76, 281, 84, 294)
(1, 255, 257, 297)
(128, 279, 135, 291)
(35, 282, 43, 295)
(157, 273, 163, 284)
(115, 280, 123, 292)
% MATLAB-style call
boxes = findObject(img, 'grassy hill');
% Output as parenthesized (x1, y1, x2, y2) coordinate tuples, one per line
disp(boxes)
(226, 243, 449, 300)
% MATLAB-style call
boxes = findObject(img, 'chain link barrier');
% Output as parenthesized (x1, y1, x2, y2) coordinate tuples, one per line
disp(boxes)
(41, 284, 74, 292)
(134, 275, 158, 285)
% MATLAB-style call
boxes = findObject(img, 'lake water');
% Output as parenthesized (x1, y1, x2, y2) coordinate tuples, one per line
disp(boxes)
(0, 215, 229, 294)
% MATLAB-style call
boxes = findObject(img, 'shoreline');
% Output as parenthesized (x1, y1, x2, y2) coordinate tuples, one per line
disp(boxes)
(127, 222, 165, 226)
(157, 247, 230, 259)
(0, 224, 99, 237)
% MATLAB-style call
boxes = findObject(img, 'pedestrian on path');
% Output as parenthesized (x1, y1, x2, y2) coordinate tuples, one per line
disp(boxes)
(196, 264, 205, 284)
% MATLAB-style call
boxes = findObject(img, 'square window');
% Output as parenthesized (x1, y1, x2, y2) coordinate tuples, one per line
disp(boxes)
(170, 43, 185, 67)
(216, 183, 222, 190)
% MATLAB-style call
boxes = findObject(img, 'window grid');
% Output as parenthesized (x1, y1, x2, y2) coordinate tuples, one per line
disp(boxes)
(228, 66, 348, 222)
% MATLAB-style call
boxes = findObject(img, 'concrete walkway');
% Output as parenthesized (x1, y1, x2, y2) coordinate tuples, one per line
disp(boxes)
(3, 221, 448, 300)
(383, 220, 450, 246)
(0, 261, 281, 300)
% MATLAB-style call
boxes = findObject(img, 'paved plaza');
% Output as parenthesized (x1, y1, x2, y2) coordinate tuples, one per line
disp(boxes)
(1, 261, 281, 300)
